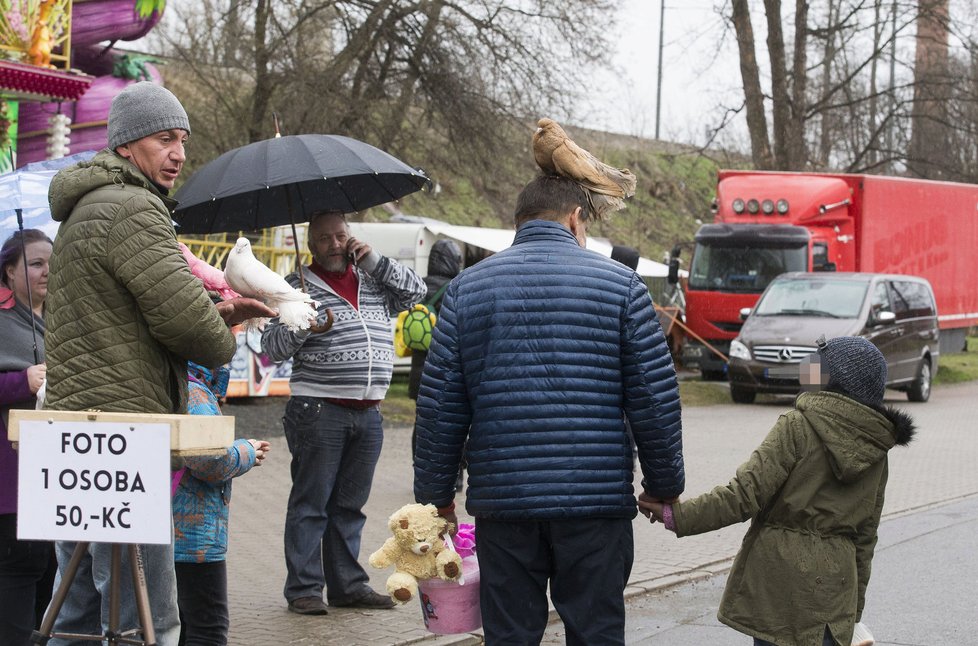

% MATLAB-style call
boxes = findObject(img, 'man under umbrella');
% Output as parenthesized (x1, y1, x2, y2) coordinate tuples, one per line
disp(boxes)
(262, 211, 426, 615)
(43, 82, 274, 645)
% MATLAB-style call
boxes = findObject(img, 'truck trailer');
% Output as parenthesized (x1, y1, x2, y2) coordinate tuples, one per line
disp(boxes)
(679, 170, 978, 378)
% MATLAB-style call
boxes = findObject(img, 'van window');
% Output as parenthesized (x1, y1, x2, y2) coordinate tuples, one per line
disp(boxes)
(889, 281, 935, 320)
(870, 282, 892, 320)
(754, 278, 868, 318)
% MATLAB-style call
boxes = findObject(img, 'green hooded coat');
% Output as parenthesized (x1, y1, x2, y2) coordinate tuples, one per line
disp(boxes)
(44, 149, 236, 414)
(674, 391, 914, 646)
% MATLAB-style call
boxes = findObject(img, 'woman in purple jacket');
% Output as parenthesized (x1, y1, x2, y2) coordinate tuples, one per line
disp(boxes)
(0, 229, 57, 645)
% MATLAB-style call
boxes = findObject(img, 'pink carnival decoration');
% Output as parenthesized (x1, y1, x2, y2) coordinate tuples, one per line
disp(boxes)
(16, 0, 168, 167)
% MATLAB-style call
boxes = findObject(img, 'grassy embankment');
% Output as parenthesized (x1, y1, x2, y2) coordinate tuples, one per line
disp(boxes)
(382, 337, 977, 420)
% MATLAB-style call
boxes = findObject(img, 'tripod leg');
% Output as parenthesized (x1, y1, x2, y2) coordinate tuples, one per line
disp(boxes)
(31, 541, 90, 643)
(129, 545, 156, 646)
(106, 544, 122, 645)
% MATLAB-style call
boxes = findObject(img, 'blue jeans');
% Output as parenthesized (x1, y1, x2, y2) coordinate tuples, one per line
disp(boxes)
(49, 540, 180, 646)
(282, 397, 383, 603)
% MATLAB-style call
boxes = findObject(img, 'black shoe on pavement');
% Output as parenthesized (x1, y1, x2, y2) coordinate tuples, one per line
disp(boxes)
(330, 590, 395, 609)
(288, 596, 329, 615)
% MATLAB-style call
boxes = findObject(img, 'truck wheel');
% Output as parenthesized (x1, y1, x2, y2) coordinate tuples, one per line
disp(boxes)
(907, 359, 932, 403)
(730, 385, 756, 404)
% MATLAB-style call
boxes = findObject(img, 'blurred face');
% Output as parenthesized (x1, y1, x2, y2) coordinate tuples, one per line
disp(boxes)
(799, 355, 829, 392)
(308, 213, 350, 272)
(116, 128, 188, 189)
(5, 240, 52, 307)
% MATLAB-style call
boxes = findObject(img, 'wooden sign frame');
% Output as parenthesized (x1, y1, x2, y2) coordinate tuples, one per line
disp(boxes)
(8, 409, 235, 456)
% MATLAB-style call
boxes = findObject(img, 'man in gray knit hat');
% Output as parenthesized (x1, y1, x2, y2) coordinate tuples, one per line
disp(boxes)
(44, 82, 273, 645)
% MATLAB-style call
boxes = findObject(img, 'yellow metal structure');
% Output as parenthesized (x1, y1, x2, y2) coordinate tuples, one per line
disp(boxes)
(178, 228, 310, 277)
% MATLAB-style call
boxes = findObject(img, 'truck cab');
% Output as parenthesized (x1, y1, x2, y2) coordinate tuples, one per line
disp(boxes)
(681, 172, 855, 378)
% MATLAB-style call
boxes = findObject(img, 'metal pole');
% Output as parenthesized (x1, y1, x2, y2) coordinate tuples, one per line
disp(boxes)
(886, 0, 897, 170)
(15, 208, 41, 364)
(655, 0, 666, 140)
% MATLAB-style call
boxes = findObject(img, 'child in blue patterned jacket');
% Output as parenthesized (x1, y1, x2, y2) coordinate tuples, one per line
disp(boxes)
(172, 361, 270, 645)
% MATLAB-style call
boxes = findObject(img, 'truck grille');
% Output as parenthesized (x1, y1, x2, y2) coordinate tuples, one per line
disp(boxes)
(753, 345, 817, 364)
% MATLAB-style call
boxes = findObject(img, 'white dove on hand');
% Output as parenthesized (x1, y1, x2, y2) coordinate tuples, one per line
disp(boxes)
(224, 237, 318, 332)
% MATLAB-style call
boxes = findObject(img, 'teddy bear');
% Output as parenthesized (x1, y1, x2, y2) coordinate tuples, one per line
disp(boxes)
(368, 503, 463, 604)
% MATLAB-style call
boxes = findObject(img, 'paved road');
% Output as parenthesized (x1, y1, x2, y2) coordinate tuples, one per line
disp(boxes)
(537, 495, 978, 645)
(222, 381, 978, 645)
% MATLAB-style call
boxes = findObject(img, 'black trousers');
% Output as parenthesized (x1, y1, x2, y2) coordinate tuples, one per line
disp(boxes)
(0, 513, 57, 646)
(476, 517, 633, 646)
(176, 561, 229, 646)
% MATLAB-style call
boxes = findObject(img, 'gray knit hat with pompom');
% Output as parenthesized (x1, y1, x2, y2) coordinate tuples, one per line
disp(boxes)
(107, 82, 190, 150)
(817, 336, 887, 407)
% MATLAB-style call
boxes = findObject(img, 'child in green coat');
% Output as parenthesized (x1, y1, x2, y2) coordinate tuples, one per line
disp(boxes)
(641, 337, 914, 646)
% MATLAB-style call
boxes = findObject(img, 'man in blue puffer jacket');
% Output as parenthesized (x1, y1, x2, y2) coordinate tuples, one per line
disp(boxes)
(414, 174, 685, 645)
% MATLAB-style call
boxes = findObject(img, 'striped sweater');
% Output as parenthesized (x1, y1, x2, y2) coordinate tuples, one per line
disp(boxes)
(261, 252, 426, 399)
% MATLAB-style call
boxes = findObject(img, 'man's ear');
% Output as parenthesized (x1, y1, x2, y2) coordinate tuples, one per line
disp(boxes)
(567, 207, 587, 247)
(116, 144, 132, 160)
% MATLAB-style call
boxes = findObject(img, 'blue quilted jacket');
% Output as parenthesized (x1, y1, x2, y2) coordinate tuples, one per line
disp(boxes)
(413, 220, 685, 520)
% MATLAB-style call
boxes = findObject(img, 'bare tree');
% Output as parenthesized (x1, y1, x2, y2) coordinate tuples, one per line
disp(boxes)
(150, 0, 617, 221)
(730, 0, 774, 169)
(712, 0, 973, 177)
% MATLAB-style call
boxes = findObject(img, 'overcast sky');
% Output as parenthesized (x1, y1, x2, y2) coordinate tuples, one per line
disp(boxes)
(578, 0, 742, 145)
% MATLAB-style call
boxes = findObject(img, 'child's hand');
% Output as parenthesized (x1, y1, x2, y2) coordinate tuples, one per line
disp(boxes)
(249, 439, 271, 465)
(637, 492, 669, 523)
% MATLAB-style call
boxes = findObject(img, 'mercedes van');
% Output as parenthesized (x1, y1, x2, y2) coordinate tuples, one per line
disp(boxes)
(727, 272, 939, 404)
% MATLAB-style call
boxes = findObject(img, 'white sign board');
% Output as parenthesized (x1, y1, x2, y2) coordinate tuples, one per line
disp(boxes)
(17, 421, 171, 544)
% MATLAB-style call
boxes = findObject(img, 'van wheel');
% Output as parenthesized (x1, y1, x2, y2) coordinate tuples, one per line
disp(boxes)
(730, 385, 756, 404)
(907, 360, 931, 403)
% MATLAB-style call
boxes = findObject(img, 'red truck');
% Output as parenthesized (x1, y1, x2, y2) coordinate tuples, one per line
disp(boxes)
(678, 169, 978, 378)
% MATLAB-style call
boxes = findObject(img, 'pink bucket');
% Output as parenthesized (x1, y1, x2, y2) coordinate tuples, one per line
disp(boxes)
(417, 556, 482, 634)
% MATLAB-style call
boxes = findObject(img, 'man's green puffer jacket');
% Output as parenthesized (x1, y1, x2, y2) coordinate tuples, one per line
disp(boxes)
(45, 149, 236, 414)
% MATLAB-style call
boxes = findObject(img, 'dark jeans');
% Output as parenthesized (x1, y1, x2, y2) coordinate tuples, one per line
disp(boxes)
(753, 626, 835, 646)
(476, 517, 633, 646)
(282, 397, 383, 603)
(176, 561, 229, 646)
(0, 513, 57, 646)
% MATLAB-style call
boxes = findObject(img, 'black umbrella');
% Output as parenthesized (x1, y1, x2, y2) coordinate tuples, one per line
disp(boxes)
(173, 134, 430, 234)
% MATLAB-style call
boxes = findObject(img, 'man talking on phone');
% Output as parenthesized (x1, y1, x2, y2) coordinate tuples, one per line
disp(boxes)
(262, 211, 426, 615)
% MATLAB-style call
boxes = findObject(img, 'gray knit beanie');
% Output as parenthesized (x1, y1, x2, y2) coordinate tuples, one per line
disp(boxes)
(817, 336, 887, 407)
(107, 82, 190, 150)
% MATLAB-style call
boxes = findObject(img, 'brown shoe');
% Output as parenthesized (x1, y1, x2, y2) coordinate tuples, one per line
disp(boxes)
(330, 590, 395, 609)
(288, 596, 329, 615)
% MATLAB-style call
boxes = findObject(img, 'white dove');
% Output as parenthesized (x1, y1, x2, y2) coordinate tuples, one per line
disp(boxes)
(224, 237, 318, 332)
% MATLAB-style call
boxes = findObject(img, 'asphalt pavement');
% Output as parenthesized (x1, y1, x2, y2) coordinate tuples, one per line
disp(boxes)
(221, 380, 978, 645)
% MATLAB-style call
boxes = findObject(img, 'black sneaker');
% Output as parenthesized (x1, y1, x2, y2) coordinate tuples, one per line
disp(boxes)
(288, 596, 329, 615)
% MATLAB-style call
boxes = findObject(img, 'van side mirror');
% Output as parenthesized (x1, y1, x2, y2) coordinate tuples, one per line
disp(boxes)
(873, 310, 896, 325)
(739, 307, 752, 321)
